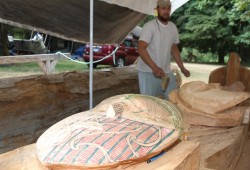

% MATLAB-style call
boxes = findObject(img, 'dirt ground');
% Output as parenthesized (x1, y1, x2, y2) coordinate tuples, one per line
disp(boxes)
(172, 63, 222, 84)
(0, 71, 40, 78)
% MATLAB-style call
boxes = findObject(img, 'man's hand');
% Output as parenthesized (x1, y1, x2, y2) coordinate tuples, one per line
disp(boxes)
(181, 68, 190, 77)
(152, 65, 165, 77)
(171, 44, 190, 78)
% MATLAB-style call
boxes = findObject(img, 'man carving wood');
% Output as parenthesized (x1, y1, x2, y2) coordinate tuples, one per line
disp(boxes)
(137, 0, 190, 99)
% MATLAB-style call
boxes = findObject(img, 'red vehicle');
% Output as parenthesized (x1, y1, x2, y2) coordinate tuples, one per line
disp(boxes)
(83, 38, 139, 68)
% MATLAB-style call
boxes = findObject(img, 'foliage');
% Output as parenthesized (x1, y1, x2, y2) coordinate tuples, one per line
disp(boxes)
(0, 24, 31, 56)
(139, 15, 155, 27)
(180, 48, 220, 63)
(231, 0, 250, 45)
(8, 26, 31, 39)
(171, 0, 250, 63)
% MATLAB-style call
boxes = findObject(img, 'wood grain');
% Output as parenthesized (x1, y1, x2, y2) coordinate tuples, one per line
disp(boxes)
(0, 66, 139, 154)
(188, 124, 249, 170)
(0, 141, 200, 170)
(169, 88, 249, 127)
(1, 124, 248, 170)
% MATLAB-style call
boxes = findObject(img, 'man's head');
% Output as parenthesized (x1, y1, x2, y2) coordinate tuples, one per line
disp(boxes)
(156, 0, 171, 22)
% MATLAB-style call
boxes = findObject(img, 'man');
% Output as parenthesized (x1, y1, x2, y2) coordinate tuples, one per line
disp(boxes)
(137, 0, 190, 99)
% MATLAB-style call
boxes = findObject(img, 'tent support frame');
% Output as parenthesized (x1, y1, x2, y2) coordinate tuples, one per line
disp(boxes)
(89, 0, 94, 109)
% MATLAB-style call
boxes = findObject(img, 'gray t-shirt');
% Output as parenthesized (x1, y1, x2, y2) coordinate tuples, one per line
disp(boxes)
(137, 19, 180, 73)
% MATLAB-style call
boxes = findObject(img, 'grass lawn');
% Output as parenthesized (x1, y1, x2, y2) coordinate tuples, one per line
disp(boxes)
(0, 60, 111, 78)
(0, 60, 89, 72)
(0, 60, 229, 83)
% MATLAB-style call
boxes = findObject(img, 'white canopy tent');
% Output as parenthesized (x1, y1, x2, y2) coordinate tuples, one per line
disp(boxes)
(101, 0, 190, 15)
(0, 0, 189, 44)
(0, 0, 189, 109)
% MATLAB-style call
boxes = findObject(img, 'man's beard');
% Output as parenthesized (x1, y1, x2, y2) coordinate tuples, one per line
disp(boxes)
(158, 15, 169, 23)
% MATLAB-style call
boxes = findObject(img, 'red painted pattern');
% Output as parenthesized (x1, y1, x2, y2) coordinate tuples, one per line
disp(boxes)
(42, 114, 174, 165)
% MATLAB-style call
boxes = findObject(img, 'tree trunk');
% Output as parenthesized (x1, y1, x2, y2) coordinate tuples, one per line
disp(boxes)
(218, 49, 225, 64)
(0, 23, 9, 56)
(239, 44, 250, 63)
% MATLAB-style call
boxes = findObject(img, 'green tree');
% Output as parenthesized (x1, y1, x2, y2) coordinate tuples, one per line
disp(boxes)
(231, 0, 250, 63)
(8, 26, 31, 39)
(139, 15, 155, 27)
(0, 24, 32, 56)
(171, 0, 250, 63)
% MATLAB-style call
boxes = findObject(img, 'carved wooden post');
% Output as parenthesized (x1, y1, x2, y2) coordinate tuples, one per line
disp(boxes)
(37, 60, 58, 75)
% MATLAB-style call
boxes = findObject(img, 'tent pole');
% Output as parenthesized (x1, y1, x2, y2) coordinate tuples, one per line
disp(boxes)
(89, 0, 94, 109)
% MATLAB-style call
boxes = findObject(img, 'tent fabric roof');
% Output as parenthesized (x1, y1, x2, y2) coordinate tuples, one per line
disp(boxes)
(100, 0, 190, 15)
(0, 0, 145, 44)
(0, 0, 188, 44)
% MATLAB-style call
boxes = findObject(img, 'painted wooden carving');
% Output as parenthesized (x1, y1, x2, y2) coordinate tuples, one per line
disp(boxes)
(209, 52, 250, 92)
(169, 81, 250, 127)
(36, 94, 184, 169)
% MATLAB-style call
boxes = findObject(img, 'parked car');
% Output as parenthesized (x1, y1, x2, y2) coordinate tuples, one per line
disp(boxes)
(71, 45, 85, 60)
(83, 38, 139, 68)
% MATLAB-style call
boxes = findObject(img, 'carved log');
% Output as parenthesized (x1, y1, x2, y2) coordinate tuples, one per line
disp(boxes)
(188, 123, 249, 170)
(0, 124, 248, 170)
(0, 66, 139, 154)
(35, 94, 185, 169)
(0, 141, 200, 170)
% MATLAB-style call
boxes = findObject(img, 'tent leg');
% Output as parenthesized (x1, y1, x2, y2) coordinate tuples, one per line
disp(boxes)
(89, 0, 94, 109)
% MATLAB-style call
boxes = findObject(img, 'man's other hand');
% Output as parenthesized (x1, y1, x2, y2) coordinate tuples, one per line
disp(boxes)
(181, 68, 190, 77)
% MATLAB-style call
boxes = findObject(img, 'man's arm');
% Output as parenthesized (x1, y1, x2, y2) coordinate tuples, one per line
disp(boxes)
(138, 40, 165, 77)
(171, 44, 190, 77)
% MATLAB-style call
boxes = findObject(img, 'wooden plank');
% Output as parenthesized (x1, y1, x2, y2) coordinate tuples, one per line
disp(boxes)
(125, 141, 200, 170)
(0, 53, 70, 65)
(0, 141, 200, 170)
